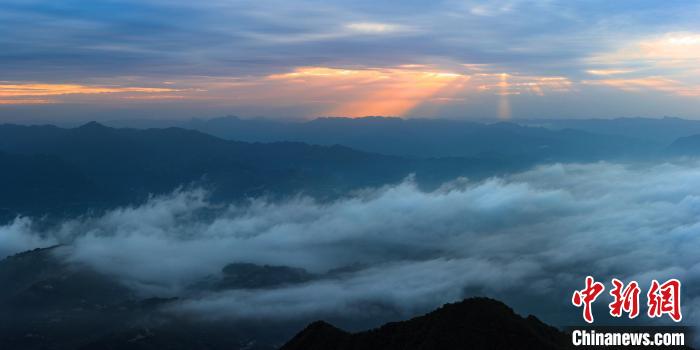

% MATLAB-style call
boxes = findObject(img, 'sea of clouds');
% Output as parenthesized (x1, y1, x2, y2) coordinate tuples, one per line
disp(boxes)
(2, 161, 700, 327)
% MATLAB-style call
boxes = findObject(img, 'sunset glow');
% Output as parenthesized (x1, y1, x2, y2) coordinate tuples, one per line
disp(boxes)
(0, 83, 181, 104)
(1, 1, 699, 120)
(268, 66, 468, 116)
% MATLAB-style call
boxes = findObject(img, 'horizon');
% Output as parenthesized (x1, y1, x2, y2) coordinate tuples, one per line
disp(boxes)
(2, 114, 697, 129)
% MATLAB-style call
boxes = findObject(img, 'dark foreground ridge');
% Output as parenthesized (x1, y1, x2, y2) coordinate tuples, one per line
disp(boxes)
(0, 245, 693, 350)
(281, 297, 572, 350)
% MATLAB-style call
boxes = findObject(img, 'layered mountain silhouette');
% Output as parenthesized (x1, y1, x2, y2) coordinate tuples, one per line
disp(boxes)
(281, 297, 573, 350)
(0, 122, 535, 221)
(519, 117, 700, 145)
(172, 116, 655, 159)
(1, 247, 582, 350)
(7, 117, 700, 222)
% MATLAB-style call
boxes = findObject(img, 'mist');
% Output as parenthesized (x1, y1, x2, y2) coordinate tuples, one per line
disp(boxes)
(3, 161, 700, 327)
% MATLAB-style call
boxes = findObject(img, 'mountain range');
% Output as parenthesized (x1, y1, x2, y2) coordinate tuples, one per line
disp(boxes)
(0, 121, 534, 221)
(110, 116, 657, 159)
(5, 117, 700, 222)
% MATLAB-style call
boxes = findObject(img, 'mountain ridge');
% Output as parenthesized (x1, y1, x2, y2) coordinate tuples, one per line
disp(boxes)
(281, 297, 573, 350)
(172, 116, 655, 159)
(0, 122, 533, 221)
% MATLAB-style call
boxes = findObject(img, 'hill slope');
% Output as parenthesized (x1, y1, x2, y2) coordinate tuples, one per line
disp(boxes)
(667, 134, 700, 155)
(281, 297, 572, 350)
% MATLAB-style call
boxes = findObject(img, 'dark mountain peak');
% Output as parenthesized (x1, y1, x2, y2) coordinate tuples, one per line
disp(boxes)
(432, 296, 515, 315)
(301, 321, 348, 338)
(77, 121, 108, 130)
(281, 297, 572, 350)
(283, 321, 350, 350)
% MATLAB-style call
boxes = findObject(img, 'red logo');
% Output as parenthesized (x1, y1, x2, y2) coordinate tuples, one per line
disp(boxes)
(647, 279, 682, 322)
(572, 276, 605, 323)
(572, 277, 682, 323)
(609, 278, 640, 319)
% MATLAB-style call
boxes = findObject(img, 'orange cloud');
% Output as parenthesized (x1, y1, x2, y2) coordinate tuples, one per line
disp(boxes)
(0, 98, 54, 105)
(0, 82, 180, 104)
(264, 66, 573, 117)
(267, 66, 469, 116)
(586, 69, 634, 76)
(590, 32, 700, 68)
(586, 32, 700, 96)
(583, 77, 700, 97)
(0, 67, 574, 117)
(637, 33, 700, 63)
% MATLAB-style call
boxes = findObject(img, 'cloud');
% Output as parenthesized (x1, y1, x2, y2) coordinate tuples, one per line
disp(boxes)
(344, 22, 408, 34)
(586, 69, 635, 76)
(0, 66, 572, 117)
(2, 0, 700, 118)
(0, 82, 182, 104)
(5, 161, 700, 327)
(585, 32, 700, 97)
(267, 66, 469, 116)
(173, 257, 539, 321)
(466, 0, 522, 16)
(583, 77, 700, 97)
(0, 217, 57, 259)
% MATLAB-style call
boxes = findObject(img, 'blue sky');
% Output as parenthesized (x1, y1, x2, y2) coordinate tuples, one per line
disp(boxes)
(1, 0, 700, 121)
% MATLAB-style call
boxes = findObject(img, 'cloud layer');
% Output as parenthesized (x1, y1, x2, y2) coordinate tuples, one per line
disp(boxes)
(2, 0, 700, 120)
(3, 161, 700, 327)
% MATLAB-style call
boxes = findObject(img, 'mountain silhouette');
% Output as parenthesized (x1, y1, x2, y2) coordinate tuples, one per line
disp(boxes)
(519, 117, 700, 145)
(0, 122, 533, 220)
(281, 297, 572, 350)
(173, 116, 654, 159)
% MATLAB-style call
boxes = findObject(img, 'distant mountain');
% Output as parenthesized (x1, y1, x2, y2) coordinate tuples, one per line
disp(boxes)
(107, 116, 656, 159)
(281, 297, 573, 350)
(519, 117, 700, 145)
(0, 152, 96, 222)
(666, 134, 700, 155)
(0, 122, 535, 220)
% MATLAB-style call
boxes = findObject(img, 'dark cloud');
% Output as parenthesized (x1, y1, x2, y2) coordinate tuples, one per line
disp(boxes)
(2, 0, 698, 80)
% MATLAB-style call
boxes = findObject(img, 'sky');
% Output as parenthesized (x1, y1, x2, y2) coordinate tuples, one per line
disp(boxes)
(1, 0, 700, 122)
